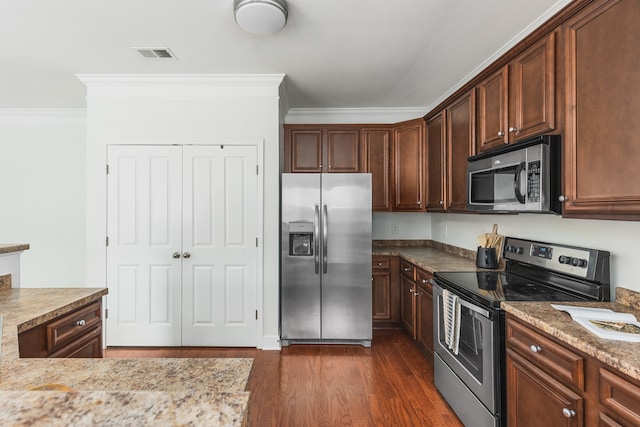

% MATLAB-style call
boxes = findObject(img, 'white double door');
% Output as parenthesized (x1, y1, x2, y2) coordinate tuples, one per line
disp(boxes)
(106, 144, 259, 347)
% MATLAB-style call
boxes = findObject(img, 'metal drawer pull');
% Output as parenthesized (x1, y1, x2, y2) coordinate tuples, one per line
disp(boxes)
(530, 344, 542, 353)
(422, 279, 428, 283)
(403, 267, 411, 272)
(75, 319, 86, 327)
(562, 408, 576, 418)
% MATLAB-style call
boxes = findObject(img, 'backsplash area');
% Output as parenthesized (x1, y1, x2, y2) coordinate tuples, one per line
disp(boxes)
(373, 212, 640, 294)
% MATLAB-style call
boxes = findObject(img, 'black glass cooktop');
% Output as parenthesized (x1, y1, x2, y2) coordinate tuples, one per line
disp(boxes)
(433, 270, 593, 309)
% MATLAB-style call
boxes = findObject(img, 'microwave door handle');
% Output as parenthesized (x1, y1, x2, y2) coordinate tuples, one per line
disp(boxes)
(514, 161, 526, 204)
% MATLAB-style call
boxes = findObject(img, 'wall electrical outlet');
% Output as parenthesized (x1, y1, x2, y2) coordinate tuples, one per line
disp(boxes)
(391, 223, 399, 234)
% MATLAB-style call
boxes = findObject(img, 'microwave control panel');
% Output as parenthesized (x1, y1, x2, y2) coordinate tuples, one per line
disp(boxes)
(527, 160, 541, 202)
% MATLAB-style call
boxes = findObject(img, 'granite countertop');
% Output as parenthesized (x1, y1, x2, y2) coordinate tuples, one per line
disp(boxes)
(0, 286, 252, 426)
(0, 244, 30, 255)
(502, 288, 640, 381)
(372, 240, 490, 273)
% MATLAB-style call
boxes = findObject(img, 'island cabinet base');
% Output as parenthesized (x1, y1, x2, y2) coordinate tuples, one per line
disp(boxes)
(506, 314, 640, 427)
(18, 300, 103, 358)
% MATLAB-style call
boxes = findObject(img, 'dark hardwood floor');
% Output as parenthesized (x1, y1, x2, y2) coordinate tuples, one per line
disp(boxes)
(106, 329, 462, 427)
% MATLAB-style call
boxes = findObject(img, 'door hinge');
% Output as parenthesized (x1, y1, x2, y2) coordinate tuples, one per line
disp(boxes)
(255, 310, 258, 320)
(256, 237, 258, 247)
(256, 165, 259, 175)
(106, 164, 109, 174)
(106, 236, 109, 246)
(105, 309, 109, 319)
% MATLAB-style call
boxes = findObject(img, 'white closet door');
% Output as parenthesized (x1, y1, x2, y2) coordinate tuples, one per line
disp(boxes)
(181, 145, 258, 346)
(106, 145, 183, 346)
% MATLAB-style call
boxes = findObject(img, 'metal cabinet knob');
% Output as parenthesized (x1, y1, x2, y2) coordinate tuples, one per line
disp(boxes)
(422, 279, 428, 284)
(75, 319, 86, 327)
(172, 252, 181, 259)
(414, 291, 419, 296)
(498, 130, 505, 137)
(403, 267, 410, 272)
(183, 252, 191, 259)
(558, 195, 568, 202)
(378, 262, 383, 266)
(530, 344, 542, 353)
(439, 200, 444, 205)
(562, 408, 576, 418)
(508, 127, 518, 133)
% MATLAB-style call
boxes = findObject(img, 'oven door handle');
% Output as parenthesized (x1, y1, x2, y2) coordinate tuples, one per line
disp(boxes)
(431, 279, 492, 319)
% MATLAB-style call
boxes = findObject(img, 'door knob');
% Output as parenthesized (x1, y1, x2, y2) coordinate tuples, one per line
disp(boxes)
(172, 252, 181, 259)
(183, 252, 191, 259)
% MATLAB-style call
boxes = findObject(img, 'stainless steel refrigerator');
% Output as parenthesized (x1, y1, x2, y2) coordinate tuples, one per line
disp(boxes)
(280, 173, 372, 347)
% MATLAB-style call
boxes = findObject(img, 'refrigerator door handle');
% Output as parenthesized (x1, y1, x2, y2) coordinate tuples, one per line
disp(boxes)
(323, 204, 328, 274)
(314, 204, 320, 274)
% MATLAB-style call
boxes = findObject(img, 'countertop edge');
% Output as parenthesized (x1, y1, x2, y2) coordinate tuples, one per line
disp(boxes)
(502, 302, 640, 381)
(0, 244, 30, 255)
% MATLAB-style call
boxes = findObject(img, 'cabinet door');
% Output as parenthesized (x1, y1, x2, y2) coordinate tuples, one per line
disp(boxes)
(562, 0, 640, 220)
(393, 120, 426, 211)
(362, 128, 392, 211)
(400, 275, 416, 338)
(510, 32, 556, 141)
(446, 91, 476, 212)
(327, 129, 360, 172)
(507, 348, 584, 426)
(288, 129, 323, 173)
(426, 112, 446, 211)
(372, 270, 392, 321)
(476, 66, 509, 152)
(415, 270, 434, 362)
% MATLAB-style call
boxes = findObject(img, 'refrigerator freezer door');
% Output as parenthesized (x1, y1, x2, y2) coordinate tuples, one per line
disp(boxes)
(321, 173, 372, 340)
(281, 174, 322, 340)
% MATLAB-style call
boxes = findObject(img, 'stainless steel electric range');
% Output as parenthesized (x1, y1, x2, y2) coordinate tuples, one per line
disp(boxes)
(432, 236, 610, 427)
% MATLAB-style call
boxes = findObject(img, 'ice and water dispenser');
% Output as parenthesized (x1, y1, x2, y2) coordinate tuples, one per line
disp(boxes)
(288, 221, 314, 256)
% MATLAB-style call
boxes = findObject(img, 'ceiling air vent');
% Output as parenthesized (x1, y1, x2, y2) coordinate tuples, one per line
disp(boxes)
(132, 47, 177, 60)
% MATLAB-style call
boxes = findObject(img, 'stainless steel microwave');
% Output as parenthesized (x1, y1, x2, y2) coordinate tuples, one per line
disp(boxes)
(467, 135, 561, 213)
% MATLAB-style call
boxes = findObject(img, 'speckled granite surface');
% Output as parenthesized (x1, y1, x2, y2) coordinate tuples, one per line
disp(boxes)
(0, 244, 30, 255)
(372, 240, 491, 273)
(0, 286, 252, 426)
(0, 287, 109, 359)
(502, 292, 640, 381)
(0, 390, 249, 427)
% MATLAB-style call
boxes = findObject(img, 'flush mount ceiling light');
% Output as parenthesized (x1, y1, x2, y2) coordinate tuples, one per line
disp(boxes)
(234, 0, 288, 35)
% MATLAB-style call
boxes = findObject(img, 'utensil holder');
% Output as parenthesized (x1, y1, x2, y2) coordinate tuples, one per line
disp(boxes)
(476, 247, 498, 269)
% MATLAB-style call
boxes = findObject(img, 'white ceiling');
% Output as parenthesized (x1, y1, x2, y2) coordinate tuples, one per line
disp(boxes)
(0, 0, 571, 111)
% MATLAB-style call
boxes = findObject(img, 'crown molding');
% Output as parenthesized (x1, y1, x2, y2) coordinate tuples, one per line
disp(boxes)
(76, 74, 286, 99)
(0, 109, 86, 126)
(285, 107, 427, 124)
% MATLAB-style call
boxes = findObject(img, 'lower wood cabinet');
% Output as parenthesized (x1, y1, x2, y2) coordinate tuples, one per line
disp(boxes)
(18, 300, 103, 358)
(415, 268, 434, 362)
(506, 314, 640, 426)
(371, 255, 400, 327)
(399, 260, 417, 338)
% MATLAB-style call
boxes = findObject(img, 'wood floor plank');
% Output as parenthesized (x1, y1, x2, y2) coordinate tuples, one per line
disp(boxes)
(106, 329, 463, 426)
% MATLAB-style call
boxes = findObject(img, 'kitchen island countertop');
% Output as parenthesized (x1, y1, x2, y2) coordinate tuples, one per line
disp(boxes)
(502, 291, 640, 382)
(0, 286, 251, 426)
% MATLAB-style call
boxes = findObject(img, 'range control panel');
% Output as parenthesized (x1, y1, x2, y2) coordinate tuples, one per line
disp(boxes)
(503, 237, 610, 282)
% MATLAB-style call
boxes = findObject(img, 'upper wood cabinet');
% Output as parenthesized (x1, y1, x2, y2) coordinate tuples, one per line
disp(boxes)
(392, 119, 426, 211)
(362, 128, 392, 211)
(477, 32, 557, 153)
(561, 0, 640, 220)
(446, 91, 476, 212)
(284, 126, 361, 173)
(426, 112, 446, 211)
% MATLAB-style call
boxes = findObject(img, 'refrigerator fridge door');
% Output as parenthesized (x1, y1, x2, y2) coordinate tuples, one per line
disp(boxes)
(281, 174, 322, 340)
(321, 173, 372, 341)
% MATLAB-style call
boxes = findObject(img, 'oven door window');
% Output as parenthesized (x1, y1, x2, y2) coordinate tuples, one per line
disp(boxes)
(441, 305, 486, 382)
(470, 164, 521, 204)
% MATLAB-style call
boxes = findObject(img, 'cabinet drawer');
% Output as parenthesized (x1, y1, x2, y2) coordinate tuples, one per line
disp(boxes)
(416, 268, 433, 291)
(372, 256, 390, 270)
(46, 301, 102, 353)
(399, 260, 415, 280)
(506, 317, 584, 390)
(599, 368, 640, 427)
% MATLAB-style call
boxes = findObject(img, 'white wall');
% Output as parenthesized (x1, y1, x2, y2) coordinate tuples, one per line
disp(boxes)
(430, 213, 640, 295)
(80, 75, 284, 350)
(372, 212, 431, 240)
(0, 110, 86, 287)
